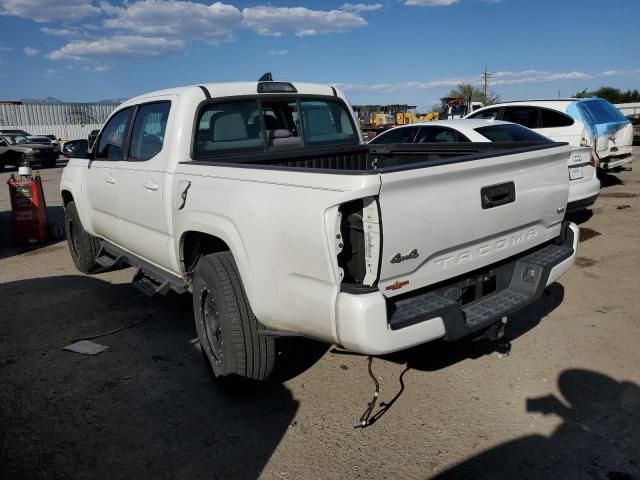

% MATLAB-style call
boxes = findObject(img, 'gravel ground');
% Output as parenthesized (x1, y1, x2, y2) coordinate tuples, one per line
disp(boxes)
(1, 151, 639, 480)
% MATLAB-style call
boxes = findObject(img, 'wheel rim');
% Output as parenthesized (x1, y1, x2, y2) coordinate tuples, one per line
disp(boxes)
(68, 218, 81, 259)
(200, 288, 223, 364)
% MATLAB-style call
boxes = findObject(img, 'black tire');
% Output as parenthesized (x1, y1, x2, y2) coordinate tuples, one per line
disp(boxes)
(64, 201, 102, 274)
(193, 251, 275, 381)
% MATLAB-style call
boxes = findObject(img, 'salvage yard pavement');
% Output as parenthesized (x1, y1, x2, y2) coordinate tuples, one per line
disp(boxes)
(1, 151, 639, 480)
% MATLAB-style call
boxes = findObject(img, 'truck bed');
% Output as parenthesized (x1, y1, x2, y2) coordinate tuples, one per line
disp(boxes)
(186, 142, 564, 173)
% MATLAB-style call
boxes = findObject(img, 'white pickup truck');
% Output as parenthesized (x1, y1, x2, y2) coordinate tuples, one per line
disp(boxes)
(60, 80, 579, 381)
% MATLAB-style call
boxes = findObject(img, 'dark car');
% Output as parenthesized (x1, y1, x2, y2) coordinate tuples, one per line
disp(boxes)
(0, 132, 59, 169)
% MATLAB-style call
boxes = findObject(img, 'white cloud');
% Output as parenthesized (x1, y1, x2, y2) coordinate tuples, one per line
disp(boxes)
(242, 6, 367, 36)
(40, 27, 80, 36)
(600, 70, 620, 76)
(340, 3, 383, 13)
(404, 0, 458, 6)
(268, 49, 288, 55)
(336, 69, 594, 93)
(0, 0, 100, 22)
(491, 70, 591, 85)
(47, 35, 185, 61)
(101, 0, 242, 43)
(23, 46, 39, 56)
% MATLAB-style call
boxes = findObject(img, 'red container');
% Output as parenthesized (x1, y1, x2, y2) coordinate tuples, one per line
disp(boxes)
(7, 172, 49, 245)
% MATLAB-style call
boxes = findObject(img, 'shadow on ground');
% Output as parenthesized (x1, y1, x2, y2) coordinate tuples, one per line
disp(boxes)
(0, 205, 66, 260)
(598, 170, 625, 188)
(432, 368, 640, 480)
(0, 275, 303, 480)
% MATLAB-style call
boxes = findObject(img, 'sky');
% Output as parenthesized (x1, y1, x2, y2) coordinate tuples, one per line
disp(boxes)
(0, 0, 639, 108)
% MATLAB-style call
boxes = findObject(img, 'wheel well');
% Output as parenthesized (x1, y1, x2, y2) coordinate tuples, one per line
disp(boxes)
(61, 190, 73, 206)
(181, 231, 230, 280)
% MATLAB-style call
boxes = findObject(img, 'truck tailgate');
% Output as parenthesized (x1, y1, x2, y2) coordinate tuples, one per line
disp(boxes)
(377, 144, 571, 296)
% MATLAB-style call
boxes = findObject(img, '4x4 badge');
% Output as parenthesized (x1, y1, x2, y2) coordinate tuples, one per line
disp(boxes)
(390, 249, 419, 264)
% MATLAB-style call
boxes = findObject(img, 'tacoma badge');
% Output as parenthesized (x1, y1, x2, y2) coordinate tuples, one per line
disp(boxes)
(390, 249, 419, 264)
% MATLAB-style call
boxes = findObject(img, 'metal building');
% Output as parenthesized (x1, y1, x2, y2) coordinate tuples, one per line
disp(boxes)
(0, 101, 118, 140)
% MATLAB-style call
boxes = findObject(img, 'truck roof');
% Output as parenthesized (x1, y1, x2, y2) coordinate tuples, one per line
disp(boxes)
(122, 81, 339, 107)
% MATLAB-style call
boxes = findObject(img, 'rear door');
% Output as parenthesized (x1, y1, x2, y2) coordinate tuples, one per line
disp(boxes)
(376, 144, 571, 296)
(110, 100, 173, 269)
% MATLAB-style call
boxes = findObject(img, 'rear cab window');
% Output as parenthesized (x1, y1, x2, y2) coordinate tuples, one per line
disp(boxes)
(192, 96, 358, 158)
(475, 124, 552, 142)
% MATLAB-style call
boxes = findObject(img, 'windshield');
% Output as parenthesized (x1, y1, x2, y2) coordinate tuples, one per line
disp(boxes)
(578, 99, 628, 124)
(475, 124, 552, 142)
(3, 134, 32, 145)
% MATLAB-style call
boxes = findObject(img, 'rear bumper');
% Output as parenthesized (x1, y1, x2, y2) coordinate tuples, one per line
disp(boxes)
(335, 222, 579, 355)
(567, 176, 600, 212)
(599, 154, 633, 170)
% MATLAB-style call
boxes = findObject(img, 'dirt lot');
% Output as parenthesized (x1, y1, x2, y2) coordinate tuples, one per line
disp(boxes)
(1, 152, 639, 480)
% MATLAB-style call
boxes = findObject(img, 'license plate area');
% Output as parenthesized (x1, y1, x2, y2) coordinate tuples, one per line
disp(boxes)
(460, 271, 497, 307)
(569, 166, 583, 180)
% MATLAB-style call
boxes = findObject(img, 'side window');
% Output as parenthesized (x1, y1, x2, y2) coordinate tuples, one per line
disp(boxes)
(128, 102, 171, 161)
(369, 126, 419, 144)
(539, 108, 574, 128)
(502, 107, 540, 129)
(96, 108, 133, 161)
(469, 108, 499, 120)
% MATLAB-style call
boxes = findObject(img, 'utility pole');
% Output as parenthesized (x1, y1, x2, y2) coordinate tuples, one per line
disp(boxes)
(481, 66, 491, 102)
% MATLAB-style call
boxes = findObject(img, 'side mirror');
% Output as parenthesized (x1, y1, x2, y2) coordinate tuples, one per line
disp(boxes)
(62, 139, 89, 158)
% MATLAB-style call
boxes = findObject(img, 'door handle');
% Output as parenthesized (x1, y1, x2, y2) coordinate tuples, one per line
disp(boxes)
(143, 180, 159, 191)
(104, 175, 115, 184)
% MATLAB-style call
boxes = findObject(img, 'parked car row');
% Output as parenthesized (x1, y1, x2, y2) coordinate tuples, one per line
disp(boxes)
(369, 119, 601, 212)
(465, 98, 634, 171)
(0, 129, 59, 169)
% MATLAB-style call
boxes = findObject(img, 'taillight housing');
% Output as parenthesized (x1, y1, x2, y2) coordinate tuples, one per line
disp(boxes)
(589, 152, 599, 168)
(336, 197, 381, 289)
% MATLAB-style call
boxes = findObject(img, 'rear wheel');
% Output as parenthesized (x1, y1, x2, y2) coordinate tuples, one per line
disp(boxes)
(193, 251, 275, 381)
(64, 201, 101, 274)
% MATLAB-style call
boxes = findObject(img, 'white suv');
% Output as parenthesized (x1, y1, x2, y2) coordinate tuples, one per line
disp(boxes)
(465, 99, 634, 171)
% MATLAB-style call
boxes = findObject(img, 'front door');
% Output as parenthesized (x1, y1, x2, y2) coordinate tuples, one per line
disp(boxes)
(86, 107, 133, 239)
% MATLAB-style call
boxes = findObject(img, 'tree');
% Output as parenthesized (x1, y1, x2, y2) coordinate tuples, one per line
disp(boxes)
(572, 87, 640, 103)
(446, 83, 500, 105)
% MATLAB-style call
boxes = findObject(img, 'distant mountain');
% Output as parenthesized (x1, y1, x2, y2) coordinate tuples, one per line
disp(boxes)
(96, 98, 127, 105)
(20, 96, 64, 104)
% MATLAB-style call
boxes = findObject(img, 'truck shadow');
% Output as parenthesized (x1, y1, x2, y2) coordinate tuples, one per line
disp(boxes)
(0, 205, 66, 260)
(0, 275, 298, 480)
(383, 283, 565, 373)
(430, 368, 640, 480)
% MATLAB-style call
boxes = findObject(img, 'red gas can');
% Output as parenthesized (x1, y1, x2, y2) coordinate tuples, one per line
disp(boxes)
(7, 172, 49, 245)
